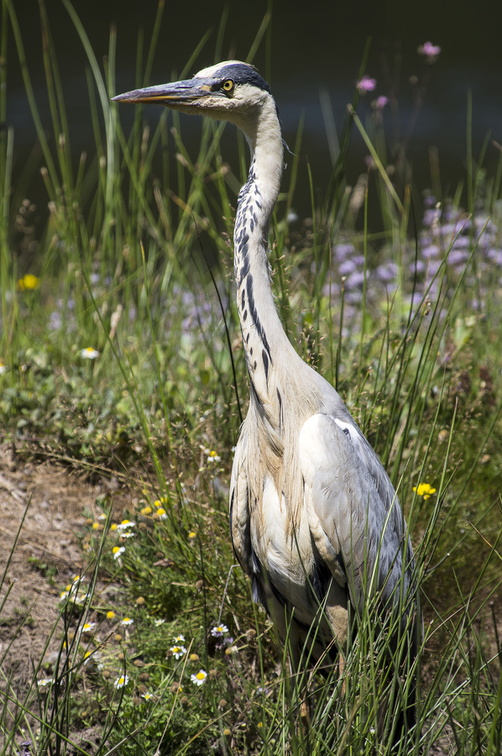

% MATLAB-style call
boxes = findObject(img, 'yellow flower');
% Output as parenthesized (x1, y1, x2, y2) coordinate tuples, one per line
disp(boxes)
(17, 273, 40, 291)
(141, 506, 152, 516)
(106, 611, 116, 620)
(413, 483, 437, 500)
(188, 531, 196, 539)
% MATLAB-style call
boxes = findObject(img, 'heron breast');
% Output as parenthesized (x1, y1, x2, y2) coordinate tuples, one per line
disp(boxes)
(251, 475, 315, 597)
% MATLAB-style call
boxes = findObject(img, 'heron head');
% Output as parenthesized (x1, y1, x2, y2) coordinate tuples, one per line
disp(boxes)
(113, 61, 273, 136)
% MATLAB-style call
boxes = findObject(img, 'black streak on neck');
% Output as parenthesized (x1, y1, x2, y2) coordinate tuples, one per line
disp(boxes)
(235, 161, 273, 363)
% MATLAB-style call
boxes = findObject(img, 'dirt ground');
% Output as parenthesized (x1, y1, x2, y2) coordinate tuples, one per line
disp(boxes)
(0, 442, 126, 752)
(0, 445, 95, 678)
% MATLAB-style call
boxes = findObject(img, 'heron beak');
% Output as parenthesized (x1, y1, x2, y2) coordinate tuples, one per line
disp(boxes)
(112, 79, 216, 106)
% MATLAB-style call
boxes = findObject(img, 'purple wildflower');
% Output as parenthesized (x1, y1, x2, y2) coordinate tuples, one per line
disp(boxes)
(356, 75, 377, 93)
(345, 271, 365, 289)
(450, 235, 470, 249)
(425, 260, 441, 278)
(447, 249, 469, 268)
(339, 259, 358, 276)
(440, 219, 471, 239)
(374, 95, 389, 110)
(421, 244, 440, 259)
(442, 206, 455, 223)
(418, 41, 441, 61)
(410, 259, 426, 275)
(487, 248, 502, 266)
(333, 243, 356, 262)
(338, 255, 364, 276)
(475, 217, 496, 238)
(345, 290, 363, 304)
(422, 208, 441, 228)
(375, 262, 398, 284)
(454, 218, 471, 234)
(49, 311, 63, 331)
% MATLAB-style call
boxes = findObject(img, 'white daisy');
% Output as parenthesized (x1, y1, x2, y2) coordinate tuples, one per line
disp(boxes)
(80, 347, 99, 360)
(170, 645, 187, 660)
(211, 624, 229, 637)
(191, 669, 208, 686)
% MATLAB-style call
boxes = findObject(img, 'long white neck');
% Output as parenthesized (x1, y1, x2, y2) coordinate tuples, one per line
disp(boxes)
(233, 96, 296, 409)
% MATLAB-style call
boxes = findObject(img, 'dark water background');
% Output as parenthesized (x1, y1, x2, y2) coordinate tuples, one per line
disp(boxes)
(7, 0, 502, 219)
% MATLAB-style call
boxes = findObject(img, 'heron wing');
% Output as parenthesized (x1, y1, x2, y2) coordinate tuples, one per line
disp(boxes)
(299, 412, 410, 613)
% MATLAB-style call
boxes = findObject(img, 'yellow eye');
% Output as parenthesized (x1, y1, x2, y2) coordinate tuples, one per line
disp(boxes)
(222, 79, 234, 93)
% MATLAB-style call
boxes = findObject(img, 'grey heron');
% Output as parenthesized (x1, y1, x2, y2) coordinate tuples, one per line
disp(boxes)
(114, 60, 418, 740)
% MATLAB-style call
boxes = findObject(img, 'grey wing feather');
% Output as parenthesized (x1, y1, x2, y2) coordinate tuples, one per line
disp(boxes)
(299, 412, 412, 613)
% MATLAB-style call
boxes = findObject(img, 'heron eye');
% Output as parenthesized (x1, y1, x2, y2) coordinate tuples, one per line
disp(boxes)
(222, 79, 234, 93)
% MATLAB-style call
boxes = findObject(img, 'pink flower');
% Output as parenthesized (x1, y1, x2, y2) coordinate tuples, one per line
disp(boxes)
(374, 95, 389, 110)
(356, 75, 377, 93)
(418, 41, 441, 61)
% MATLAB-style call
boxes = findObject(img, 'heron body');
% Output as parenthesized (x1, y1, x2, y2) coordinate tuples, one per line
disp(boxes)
(114, 59, 417, 683)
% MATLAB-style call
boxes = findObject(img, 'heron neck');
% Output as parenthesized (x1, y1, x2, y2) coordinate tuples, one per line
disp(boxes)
(234, 98, 295, 408)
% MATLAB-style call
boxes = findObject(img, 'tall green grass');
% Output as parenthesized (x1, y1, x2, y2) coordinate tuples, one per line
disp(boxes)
(0, 1, 500, 754)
